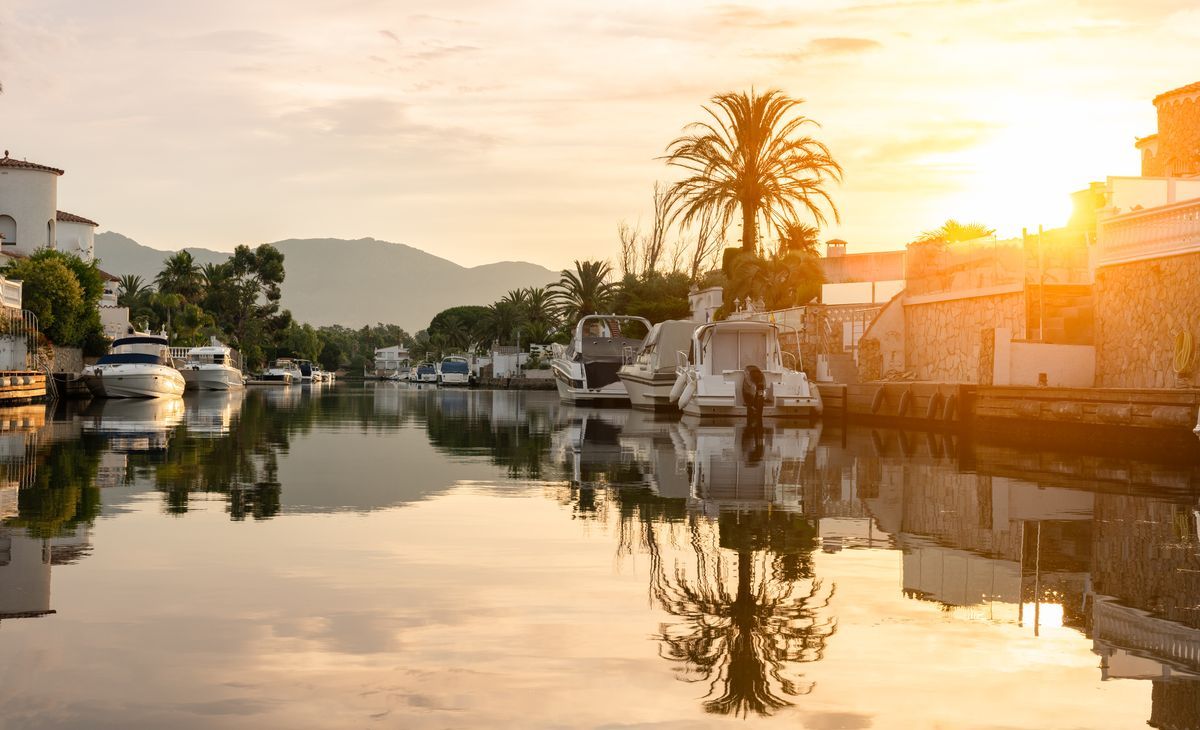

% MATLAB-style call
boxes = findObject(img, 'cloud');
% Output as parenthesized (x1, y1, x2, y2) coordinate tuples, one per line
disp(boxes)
(758, 36, 882, 63)
(379, 29, 400, 43)
(712, 3, 809, 29)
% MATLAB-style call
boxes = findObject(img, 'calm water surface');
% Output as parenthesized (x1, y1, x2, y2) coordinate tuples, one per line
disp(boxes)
(2, 383, 1200, 728)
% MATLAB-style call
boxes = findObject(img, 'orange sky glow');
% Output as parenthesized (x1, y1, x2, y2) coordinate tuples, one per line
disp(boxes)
(2, 0, 1197, 268)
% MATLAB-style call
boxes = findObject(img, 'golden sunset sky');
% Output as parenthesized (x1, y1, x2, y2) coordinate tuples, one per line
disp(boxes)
(2, 0, 1196, 268)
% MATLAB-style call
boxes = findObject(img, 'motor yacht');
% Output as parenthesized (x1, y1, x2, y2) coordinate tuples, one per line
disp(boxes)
(180, 337, 245, 391)
(669, 321, 822, 419)
(438, 355, 471, 386)
(550, 314, 650, 405)
(415, 362, 438, 384)
(617, 319, 699, 411)
(80, 396, 186, 451)
(260, 358, 302, 385)
(82, 332, 186, 398)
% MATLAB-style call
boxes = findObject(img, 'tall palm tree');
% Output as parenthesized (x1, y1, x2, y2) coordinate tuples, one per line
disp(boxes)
(664, 89, 842, 252)
(550, 260, 617, 323)
(156, 250, 203, 303)
(522, 287, 559, 341)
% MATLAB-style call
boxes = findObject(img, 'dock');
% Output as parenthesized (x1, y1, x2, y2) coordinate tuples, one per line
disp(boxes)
(0, 372, 48, 404)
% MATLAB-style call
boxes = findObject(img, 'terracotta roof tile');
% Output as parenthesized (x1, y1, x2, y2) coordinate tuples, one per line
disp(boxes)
(56, 210, 98, 226)
(0, 152, 64, 176)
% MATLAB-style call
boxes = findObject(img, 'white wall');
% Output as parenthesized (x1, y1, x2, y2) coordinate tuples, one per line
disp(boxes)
(1107, 176, 1200, 215)
(0, 168, 58, 255)
(822, 279, 905, 306)
(100, 306, 131, 339)
(55, 220, 95, 261)
(689, 287, 723, 323)
(992, 327, 1095, 387)
(0, 335, 28, 370)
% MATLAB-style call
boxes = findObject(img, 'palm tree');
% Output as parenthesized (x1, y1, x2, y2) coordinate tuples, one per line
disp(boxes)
(116, 274, 148, 307)
(522, 287, 559, 342)
(156, 250, 203, 303)
(914, 219, 995, 246)
(664, 89, 842, 253)
(550, 260, 617, 323)
(482, 301, 525, 346)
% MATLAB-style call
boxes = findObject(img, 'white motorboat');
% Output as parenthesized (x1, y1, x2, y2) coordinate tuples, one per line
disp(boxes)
(438, 355, 471, 386)
(82, 332, 186, 398)
(415, 362, 438, 384)
(296, 359, 316, 383)
(669, 321, 822, 419)
(180, 337, 245, 391)
(550, 315, 651, 405)
(260, 358, 302, 385)
(617, 319, 699, 411)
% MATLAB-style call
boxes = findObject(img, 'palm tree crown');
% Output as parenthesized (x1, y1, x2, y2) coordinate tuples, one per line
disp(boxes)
(664, 89, 841, 252)
(550, 260, 617, 323)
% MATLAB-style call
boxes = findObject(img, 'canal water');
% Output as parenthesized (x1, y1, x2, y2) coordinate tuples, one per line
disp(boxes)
(1, 383, 1199, 729)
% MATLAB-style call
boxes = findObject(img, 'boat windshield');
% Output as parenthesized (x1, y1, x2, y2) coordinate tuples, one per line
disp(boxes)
(97, 353, 169, 366)
(417, 365, 436, 375)
(441, 360, 469, 374)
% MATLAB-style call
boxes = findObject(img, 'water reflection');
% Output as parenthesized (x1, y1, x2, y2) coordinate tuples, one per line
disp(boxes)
(0, 387, 1198, 726)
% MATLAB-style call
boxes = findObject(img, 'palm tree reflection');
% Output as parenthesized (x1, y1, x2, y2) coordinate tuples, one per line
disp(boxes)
(647, 511, 835, 717)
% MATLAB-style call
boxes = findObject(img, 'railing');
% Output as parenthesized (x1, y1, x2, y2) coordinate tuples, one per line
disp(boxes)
(1097, 198, 1200, 267)
(1093, 596, 1200, 674)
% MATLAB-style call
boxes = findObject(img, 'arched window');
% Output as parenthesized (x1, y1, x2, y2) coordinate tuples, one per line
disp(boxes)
(47, 219, 54, 247)
(0, 215, 14, 246)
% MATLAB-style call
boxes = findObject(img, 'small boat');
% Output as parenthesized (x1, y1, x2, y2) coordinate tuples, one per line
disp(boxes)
(180, 337, 245, 391)
(617, 319, 699, 411)
(550, 314, 651, 405)
(82, 332, 186, 398)
(415, 362, 438, 384)
(670, 321, 822, 419)
(258, 358, 302, 385)
(438, 355, 471, 386)
(296, 359, 316, 383)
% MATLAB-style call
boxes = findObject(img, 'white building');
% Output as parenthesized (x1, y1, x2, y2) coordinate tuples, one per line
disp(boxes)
(373, 345, 409, 377)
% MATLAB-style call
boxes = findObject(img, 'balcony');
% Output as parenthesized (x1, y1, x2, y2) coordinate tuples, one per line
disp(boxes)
(0, 277, 21, 311)
(1097, 198, 1200, 267)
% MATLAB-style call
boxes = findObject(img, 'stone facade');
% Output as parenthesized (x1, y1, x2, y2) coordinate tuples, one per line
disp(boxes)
(1094, 252, 1200, 388)
(1140, 82, 1200, 177)
(903, 292, 1025, 382)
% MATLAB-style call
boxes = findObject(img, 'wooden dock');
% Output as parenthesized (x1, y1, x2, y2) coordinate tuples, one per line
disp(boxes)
(0, 372, 47, 404)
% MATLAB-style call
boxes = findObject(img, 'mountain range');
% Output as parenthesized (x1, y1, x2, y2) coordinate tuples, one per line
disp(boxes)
(95, 232, 560, 332)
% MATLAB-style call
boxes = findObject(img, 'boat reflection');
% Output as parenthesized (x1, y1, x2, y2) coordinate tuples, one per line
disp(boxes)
(80, 397, 185, 452)
(183, 390, 243, 438)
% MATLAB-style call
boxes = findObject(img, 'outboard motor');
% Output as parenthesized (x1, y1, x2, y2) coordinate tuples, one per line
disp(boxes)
(741, 365, 766, 428)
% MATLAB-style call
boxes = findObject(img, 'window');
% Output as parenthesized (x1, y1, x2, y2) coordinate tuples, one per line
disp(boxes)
(47, 219, 54, 247)
(0, 215, 14, 246)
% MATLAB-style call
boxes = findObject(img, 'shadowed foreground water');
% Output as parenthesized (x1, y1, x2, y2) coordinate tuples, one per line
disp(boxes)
(2, 383, 1200, 728)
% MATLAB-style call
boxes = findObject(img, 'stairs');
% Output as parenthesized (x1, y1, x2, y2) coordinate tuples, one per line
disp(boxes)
(823, 352, 860, 384)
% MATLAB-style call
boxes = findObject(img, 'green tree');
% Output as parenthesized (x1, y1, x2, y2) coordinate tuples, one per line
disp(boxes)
(614, 270, 693, 324)
(278, 320, 322, 361)
(203, 244, 286, 369)
(5, 251, 106, 351)
(664, 89, 841, 252)
(550, 260, 617, 323)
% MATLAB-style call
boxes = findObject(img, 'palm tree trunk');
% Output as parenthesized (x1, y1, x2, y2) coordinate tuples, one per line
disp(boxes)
(741, 201, 757, 252)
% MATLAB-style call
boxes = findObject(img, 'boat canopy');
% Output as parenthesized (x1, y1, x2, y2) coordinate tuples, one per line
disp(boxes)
(639, 320, 698, 370)
(416, 363, 437, 374)
(440, 358, 469, 374)
(111, 335, 169, 348)
(695, 321, 785, 374)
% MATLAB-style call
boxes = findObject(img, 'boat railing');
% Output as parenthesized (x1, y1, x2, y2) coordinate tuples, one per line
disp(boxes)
(782, 351, 799, 371)
(675, 350, 690, 371)
(622, 344, 636, 365)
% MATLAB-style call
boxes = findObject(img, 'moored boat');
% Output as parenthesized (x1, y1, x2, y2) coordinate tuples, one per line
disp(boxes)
(258, 358, 302, 385)
(180, 337, 245, 391)
(438, 355, 471, 386)
(82, 332, 186, 398)
(415, 362, 438, 384)
(670, 321, 822, 420)
(549, 315, 650, 405)
(617, 319, 699, 411)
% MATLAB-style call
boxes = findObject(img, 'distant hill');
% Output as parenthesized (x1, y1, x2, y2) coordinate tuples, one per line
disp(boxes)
(95, 232, 559, 332)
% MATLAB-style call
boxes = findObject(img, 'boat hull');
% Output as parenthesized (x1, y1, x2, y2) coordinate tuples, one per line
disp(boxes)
(680, 395, 822, 420)
(552, 362, 630, 405)
(617, 371, 678, 411)
(439, 374, 470, 386)
(181, 365, 245, 391)
(84, 365, 186, 398)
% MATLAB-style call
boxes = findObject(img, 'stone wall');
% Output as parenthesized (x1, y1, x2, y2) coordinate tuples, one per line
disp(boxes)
(1094, 252, 1200, 388)
(904, 292, 1025, 382)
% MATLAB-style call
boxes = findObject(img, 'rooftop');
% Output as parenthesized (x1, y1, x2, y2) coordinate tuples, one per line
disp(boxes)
(56, 210, 98, 226)
(1154, 80, 1200, 105)
(0, 151, 64, 176)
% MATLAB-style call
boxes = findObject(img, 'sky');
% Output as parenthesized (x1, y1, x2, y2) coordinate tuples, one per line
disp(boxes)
(1, 0, 1198, 269)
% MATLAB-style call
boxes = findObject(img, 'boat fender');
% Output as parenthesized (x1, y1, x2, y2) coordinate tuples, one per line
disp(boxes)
(942, 394, 957, 421)
(870, 386, 885, 414)
(926, 391, 942, 420)
(897, 388, 912, 417)
(677, 374, 697, 410)
(669, 371, 688, 403)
